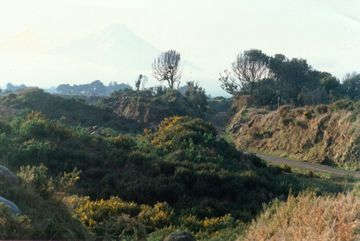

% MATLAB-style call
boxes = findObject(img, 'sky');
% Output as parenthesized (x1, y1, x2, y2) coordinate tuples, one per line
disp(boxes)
(0, 0, 360, 95)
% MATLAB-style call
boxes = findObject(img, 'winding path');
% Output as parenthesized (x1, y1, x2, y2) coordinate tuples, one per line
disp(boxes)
(255, 153, 360, 178)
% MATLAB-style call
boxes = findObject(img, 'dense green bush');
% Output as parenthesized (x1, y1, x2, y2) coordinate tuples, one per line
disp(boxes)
(17, 164, 55, 198)
(0, 112, 347, 240)
(0, 205, 32, 239)
(65, 195, 173, 239)
(152, 116, 217, 152)
(0, 167, 89, 240)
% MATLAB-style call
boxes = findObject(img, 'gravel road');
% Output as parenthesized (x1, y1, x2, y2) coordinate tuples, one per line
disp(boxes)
(256, 154, 360, 178)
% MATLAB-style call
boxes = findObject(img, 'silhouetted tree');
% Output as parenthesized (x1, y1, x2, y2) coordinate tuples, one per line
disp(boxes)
(220, 49, 271, 96)
(135, 74, 142, 91)
(218, 70, 239, 96)
(135, 74, 149, 91)
(342, 72, 360, 100)
(220, 49, 346, 107)
(152, 50, 181, 89)
(184, 81, 208, 115)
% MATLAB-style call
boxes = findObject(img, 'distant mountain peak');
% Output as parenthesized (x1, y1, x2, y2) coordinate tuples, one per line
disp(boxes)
(53, 24, 161, 71)
(101, 23, 132, 35)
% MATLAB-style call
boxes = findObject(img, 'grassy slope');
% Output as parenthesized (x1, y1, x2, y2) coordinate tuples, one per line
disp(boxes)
(229, 101, 360, 168)
(240, 190, 360, 241)
(0, 88, 138, 133)
(100, 89, 196, 128)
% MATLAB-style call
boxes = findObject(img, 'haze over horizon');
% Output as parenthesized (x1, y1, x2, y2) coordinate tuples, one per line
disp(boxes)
(1, 0, 360, 96)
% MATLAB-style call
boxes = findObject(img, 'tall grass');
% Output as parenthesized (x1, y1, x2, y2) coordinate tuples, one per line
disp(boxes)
(241, 191, 360, 241)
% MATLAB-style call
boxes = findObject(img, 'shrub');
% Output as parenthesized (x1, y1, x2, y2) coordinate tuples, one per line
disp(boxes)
(278, 105, 292, 117)
(0, 205, 32, 239)
(18, 112, 71, 140)
(181, 214, 237, 234)
(18, 112, 49, 139)
(279, 164, 292, 173)
(17, 164, 55, 197)
(294, 108, 305, 115)
(331, 99, 353, 111)
(201, 214, 235, 232)
(281, 117, 293, 126)
(315, 104, 329, 114)
(109, 135, 137, 149)
(152, 116, 217, 152)
(56, 168, 81, 192)
(294, 119, 307, 129)
(304, 110, 314, 119)
(0, 172, 89, 240)
(66, 196, 173, 238)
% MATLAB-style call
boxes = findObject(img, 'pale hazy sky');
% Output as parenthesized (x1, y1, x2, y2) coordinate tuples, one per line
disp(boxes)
(1, 0, 360, 95)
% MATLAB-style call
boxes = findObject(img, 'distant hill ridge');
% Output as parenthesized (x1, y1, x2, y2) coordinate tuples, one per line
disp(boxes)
(54, 80, 131, 96)
(0, 88, 138, 132)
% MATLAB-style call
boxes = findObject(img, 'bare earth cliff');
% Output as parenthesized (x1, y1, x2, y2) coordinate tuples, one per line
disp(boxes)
(229, 99, 360, 165)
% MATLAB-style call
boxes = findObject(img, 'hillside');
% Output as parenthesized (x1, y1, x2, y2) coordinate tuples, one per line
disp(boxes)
(0, 165, 89, 240)
(3, 44, 360, 240)
(0, 111, 340, 240)
(0, 88, 138, 132)
(99, 88, 208, 129)
(229, 98, 360, 168)
(241, 191, 360, 241)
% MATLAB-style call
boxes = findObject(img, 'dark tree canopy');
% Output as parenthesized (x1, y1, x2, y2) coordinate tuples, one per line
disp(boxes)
(220, 49, 347, 107)
(342, 72, 360, 100)
(56, 80, 130, 96)
(152, 50, 181, 89)
(184, 81, 208, 116)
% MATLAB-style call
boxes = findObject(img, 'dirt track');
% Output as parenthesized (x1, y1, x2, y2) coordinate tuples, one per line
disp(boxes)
(255, 154, 360, 178)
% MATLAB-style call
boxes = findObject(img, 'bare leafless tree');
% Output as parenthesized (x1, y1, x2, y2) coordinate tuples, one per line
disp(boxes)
(231, 49, 271, 94)
(152, 50, 181, 89)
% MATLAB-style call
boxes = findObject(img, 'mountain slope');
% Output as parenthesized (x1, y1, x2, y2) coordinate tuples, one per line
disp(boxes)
(54, 24, 160, 71)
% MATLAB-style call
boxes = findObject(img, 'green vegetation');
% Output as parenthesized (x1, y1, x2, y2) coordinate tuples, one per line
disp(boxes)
(219, 49, 357, 108)
(0, 110, 353, 240)
(99, 85, 210, 128)
(0, 88, 138, 132)
(0, 165, 89, 240)
(4, 49, 360, 240)
(55, 80, 131, 96)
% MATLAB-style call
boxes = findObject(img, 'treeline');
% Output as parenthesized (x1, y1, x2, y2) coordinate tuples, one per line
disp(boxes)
(55, 80, 131, 96)
(219, 49, 360, 107)
(0, 83, 28, 94)
(5, 48, 360, 111)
